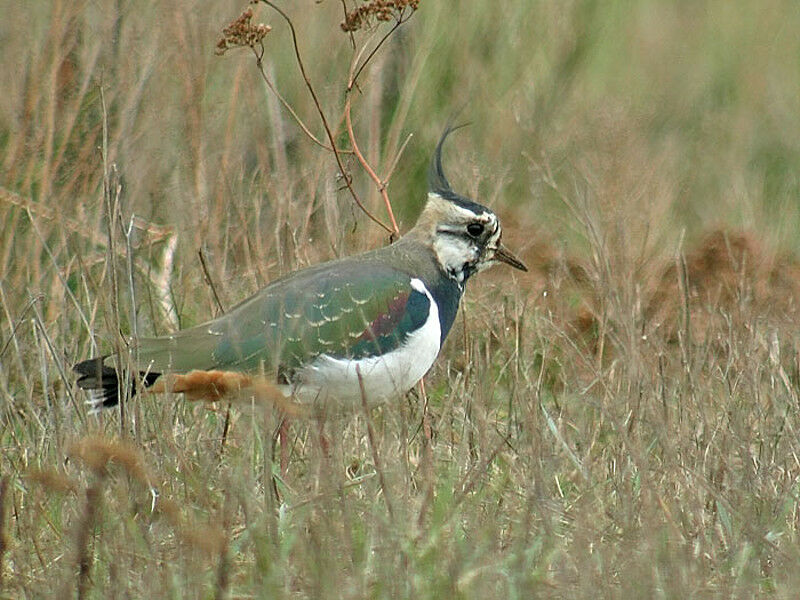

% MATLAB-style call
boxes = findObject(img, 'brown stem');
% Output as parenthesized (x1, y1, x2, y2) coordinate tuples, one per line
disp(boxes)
(261, 1, 392, 234)
(76, 479, 103, 600)
(342, 14, 419, 240)
(416, 381, 434, 530)
(100, 87, 127, 432)
(338, 0, 357, 50)
(345, 94, 400, 237)
(197, 249, 233, 457)
(253, 51, 333, 151)
(0, 477, 8, 589)
(198, 248, 225, 315)
(384, 133, 413, 182)
(213, 493, 233, 600)
(349, 15, 406, 92)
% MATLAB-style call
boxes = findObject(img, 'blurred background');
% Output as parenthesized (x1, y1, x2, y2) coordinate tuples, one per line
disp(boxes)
(3, 1, 800, 596)
(4, 0, 800, 300)
(3, 0, 800, 322)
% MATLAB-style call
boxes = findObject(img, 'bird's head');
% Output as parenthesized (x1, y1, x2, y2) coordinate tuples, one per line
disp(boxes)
(412, 126, 527, 287)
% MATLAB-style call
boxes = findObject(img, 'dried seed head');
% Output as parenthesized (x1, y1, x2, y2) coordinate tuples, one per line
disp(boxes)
(216, 6, 272, 55)
(154, 496, 226, 557)
(341, 0, 421, 33)
(69, 437, 151, 485)
(26, 469, 79, 495)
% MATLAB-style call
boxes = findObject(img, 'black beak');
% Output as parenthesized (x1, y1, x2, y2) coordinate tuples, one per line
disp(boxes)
(494, 243, 528, 272)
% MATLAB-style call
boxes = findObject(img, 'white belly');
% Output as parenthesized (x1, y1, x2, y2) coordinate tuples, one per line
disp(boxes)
(291, 278, 441, 406)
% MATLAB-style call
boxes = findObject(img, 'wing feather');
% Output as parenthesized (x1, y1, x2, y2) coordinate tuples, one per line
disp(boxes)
(130, 259, 430, 378)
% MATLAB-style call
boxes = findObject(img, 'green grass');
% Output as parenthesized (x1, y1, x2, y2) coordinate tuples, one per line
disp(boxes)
(3, 0, 800, 597)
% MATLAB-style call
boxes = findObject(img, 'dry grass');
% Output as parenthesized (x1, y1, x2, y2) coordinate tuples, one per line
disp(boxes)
(3, 0, 800, 597)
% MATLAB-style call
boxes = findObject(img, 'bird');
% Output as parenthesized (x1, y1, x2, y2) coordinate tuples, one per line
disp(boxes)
(73, 127, 527, 412)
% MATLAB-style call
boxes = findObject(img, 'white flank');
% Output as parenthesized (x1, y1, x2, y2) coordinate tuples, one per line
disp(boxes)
(292, 278, 441, 407)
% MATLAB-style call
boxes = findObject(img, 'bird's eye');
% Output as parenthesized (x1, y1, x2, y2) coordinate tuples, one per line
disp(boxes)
(466, 223, 484, 238)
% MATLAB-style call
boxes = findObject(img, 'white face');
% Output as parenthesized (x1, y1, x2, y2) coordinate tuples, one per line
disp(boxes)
(430, 196, 502, 286)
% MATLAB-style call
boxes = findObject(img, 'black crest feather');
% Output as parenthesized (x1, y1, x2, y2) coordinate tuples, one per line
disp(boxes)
(428, 124, 491, 216)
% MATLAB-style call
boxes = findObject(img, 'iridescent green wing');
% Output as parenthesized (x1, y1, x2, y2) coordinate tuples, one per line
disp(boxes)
(132, 260, 431, 377)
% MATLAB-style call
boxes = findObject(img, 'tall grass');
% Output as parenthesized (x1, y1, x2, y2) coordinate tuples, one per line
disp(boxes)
(2, 0, 800, 597)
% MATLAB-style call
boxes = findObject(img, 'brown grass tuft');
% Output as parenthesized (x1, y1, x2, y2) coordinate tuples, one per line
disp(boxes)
(149, 369, 311, 417)
(68, 436, 226, 559)
(151, 369, 254, 401)
(153, 496, 227, 558)
(69, 437, 152, 485)
(25, 468, 79, 495)
(646, 228, 800, 340)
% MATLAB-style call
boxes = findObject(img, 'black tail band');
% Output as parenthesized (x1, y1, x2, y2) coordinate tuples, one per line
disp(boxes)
(73, 356, 161, 410)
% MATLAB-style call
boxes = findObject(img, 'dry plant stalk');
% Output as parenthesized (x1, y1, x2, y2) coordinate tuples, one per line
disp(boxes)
(215, 6, 272, 56)
(215, 1, 422, 239)
(356, 365, 395, 519)
(75, 479, 102, 600)
(341, 0, 420, 32)
(213, 493, 234, 600)
(153, 496, 226, 558)
(69, 437, 152, 484)
(25, 469, 80, 495)
(68, 437, 226, 558)
(0, 477, 8, 589)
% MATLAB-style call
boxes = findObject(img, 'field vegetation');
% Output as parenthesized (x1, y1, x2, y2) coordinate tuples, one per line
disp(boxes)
(2, 0, 800, 597)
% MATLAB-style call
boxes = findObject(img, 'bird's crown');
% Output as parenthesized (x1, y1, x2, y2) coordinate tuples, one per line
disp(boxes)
(409, 126, 527, 287)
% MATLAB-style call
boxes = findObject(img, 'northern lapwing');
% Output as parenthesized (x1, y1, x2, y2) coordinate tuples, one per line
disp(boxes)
(74, 127, 527, 411)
